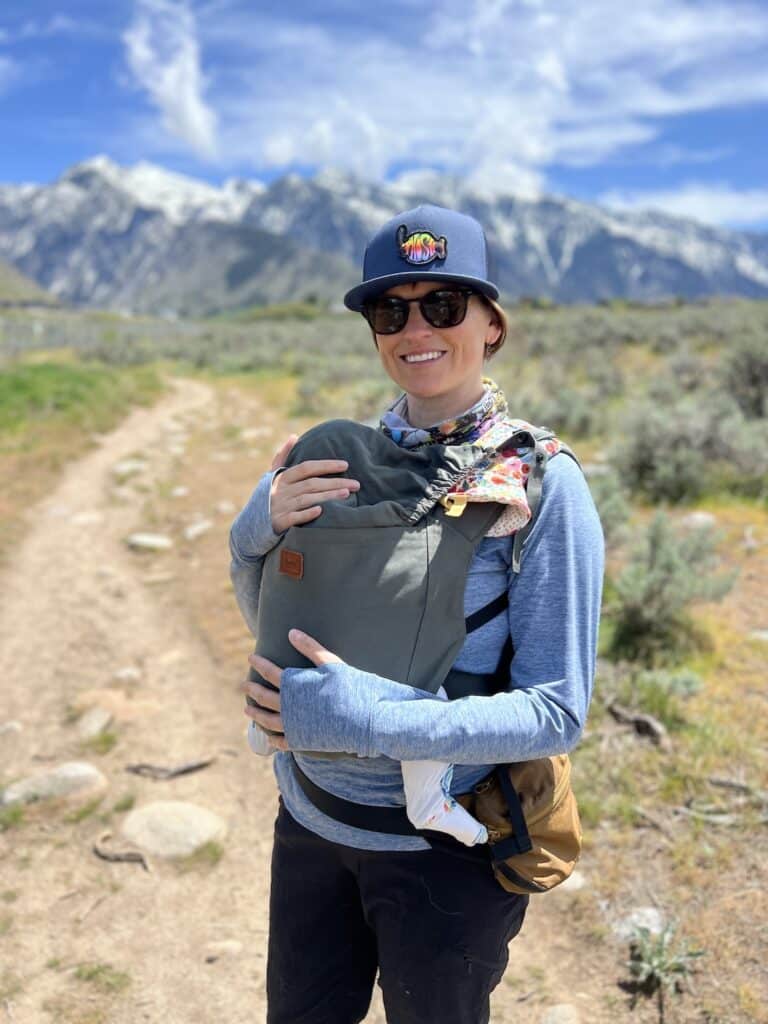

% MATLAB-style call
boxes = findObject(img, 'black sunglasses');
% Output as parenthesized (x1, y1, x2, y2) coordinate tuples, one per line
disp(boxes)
(362, 287, 477, 335)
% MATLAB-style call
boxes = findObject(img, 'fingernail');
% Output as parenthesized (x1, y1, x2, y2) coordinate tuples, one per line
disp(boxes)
(289, 628, 304, 640)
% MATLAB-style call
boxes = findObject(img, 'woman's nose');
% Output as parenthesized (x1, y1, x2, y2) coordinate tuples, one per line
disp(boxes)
(402, 302, 432, 336)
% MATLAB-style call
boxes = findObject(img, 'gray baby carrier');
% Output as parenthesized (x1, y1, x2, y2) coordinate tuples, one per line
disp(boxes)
(246, 417, 570, 834)
(250, 420, 511, 695)
(248, 417, 564, 707)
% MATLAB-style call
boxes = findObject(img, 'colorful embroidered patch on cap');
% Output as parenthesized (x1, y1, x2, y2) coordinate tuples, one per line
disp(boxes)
(396, 225, 447, 265)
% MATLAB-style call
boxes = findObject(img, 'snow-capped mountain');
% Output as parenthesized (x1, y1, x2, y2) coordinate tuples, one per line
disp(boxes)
(68, 155, 262, 225)
(0, 156, 766, 316)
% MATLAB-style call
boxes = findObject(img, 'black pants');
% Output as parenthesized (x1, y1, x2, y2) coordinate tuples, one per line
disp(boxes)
(267, 800, 528, 1024)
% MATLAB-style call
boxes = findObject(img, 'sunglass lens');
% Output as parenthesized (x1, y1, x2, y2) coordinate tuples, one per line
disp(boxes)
(421, 290, 469, 328)
(366, 298, 407, 334)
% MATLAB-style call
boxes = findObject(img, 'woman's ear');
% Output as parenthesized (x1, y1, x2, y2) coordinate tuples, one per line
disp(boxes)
(485, 312, 502, 350)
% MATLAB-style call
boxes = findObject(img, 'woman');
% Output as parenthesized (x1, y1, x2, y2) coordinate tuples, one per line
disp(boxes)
(230, 204, 604, 1024)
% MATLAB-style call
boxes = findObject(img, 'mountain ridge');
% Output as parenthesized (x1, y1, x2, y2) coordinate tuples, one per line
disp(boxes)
(0, 157, 766, 315)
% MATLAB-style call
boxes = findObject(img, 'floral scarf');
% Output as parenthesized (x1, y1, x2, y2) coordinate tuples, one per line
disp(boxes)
(380, 377, 509, 448)
(379, 378, 560, 537)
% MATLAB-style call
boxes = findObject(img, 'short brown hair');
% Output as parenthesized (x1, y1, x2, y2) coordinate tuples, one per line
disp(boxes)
(482, 297, 508, 359)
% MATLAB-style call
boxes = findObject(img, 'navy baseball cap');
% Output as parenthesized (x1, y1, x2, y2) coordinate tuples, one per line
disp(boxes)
(343, 204, 499, 311)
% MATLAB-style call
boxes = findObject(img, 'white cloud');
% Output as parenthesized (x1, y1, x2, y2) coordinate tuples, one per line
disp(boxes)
(123, 0, 218, 159)
(122, 0, 768, 192)
(600, 182, 768, 228)
(467, 161, 545, 200)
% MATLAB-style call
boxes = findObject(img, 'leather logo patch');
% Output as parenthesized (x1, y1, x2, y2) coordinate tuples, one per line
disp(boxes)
(279, 548, 304, 580)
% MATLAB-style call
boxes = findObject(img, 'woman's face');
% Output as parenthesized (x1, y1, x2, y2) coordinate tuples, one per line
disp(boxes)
(373, 280, 500, 420)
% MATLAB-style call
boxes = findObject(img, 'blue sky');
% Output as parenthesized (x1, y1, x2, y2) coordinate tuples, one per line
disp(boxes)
(1, 0, 768, 229)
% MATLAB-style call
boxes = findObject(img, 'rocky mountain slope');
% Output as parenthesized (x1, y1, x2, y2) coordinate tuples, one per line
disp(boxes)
(1, 157, 766, 314)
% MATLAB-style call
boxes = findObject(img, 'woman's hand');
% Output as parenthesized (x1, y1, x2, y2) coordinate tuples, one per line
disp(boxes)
(269, 435, 360, 534)
(243, 629, 344, 752)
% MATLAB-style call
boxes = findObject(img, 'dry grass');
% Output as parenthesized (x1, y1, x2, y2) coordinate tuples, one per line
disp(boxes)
(0, 359, 162, 564)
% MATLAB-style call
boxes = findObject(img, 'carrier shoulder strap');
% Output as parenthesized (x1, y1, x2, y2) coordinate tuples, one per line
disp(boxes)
(511, 429, 582, 574)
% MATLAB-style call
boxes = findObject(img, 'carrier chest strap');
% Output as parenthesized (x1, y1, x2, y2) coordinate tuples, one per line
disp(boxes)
(464, 591, 509, 634)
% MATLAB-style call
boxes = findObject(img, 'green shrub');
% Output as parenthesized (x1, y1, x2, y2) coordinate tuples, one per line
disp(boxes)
(627, 923, 704, 1023)
(608, 512, 735, 665)
(721, 328, 768, 419)
(586, 468, 630, 549)
(665, 349, 711, 393)
(74, 962, 131, 993)
(508, 379, 605, 439)
(611, 399, 710, 502)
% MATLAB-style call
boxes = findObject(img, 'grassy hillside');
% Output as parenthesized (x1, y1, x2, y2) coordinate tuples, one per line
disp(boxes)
(0, 357, 162, 560)
(0, 260, 58, 307)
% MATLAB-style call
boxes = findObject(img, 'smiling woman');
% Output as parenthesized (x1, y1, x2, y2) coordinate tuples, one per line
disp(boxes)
(229, 203, 604, 1024)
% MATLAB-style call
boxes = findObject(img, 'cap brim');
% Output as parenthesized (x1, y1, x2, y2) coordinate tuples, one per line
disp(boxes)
(343, 271, 499, 311)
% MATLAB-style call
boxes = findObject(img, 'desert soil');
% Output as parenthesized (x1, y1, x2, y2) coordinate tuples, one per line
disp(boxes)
(0, 376, 759, 1024)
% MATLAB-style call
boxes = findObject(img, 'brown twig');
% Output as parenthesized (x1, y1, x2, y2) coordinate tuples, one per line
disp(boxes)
(77, 894, 108, 924)
(673, 807, 741, 826)
(124, 756, 216, 780)
(606, 700, 671, 749)
(706, 776, 768, 805)
(635, 807, 675, 841)
(92, 831, 150, 871)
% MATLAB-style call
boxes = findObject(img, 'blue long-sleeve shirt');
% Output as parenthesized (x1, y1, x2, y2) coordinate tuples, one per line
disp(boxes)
(230, 451, 604, 851)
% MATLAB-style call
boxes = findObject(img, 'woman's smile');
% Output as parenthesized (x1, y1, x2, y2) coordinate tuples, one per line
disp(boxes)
(400, 349, 447, 364)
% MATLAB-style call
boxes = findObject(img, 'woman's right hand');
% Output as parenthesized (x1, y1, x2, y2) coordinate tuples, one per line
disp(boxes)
(269, 435, 360, 534)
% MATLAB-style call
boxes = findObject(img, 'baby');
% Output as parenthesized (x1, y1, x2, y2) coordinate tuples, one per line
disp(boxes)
(247, 688, 488, 847)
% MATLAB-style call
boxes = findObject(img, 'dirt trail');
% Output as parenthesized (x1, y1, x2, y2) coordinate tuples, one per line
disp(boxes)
(0, 379, 621, 1024)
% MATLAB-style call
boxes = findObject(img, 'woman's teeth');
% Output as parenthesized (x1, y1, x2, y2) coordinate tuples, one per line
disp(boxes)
(403, 351, 445, 363)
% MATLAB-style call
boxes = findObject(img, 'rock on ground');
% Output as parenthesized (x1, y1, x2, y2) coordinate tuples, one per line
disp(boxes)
(613, 906, 665, 941)
(183, 519, 213, 541)
(541, 1005, 581, 1024)
(557, 869, 586, 893)
(680, 511, 717, 530)
(1, 761, 108, 806)
(121, 800, 227, 858)
(113, 666, 143, 685)
(126, 532, 173, 551)
(77, 706, 113, 739)
(112, 458, 148, 480)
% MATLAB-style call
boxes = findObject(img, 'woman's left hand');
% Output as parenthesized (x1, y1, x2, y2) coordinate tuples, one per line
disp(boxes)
(243, 629, 344, 752)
